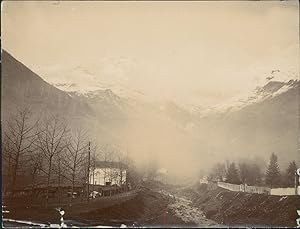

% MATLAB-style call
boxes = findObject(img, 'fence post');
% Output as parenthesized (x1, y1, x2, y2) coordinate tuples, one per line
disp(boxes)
(295, 170, 298, 195)
(87, 141, 91, 203)
(295, 168, 300, 195)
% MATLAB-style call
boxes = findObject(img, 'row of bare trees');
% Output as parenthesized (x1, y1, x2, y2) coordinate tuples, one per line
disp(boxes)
(2, 107, 141, 206)
(96, 145, 130, 186)
(2, 107, 93, 206)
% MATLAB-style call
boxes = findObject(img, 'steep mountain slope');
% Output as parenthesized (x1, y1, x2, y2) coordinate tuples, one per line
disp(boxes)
(192, 80, 299, 167)
(1, 50, 91, 120)
(1, 50, 131, 151)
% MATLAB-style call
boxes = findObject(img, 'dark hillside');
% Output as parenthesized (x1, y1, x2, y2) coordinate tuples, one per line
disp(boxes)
(176, 183, 300, 227)
(1, 50, 91, 120)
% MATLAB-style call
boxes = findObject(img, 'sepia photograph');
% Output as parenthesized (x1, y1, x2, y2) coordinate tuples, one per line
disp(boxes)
(1, 0, 299, 228)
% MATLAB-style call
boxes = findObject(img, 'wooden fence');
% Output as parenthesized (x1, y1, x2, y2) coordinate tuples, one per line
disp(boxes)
(216, 181, 297, 195)
(270, 187, 296, 196)
(199, 180, 297, 196)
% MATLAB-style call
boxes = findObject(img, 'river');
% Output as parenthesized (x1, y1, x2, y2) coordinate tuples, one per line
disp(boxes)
(158, 189, 224, 227)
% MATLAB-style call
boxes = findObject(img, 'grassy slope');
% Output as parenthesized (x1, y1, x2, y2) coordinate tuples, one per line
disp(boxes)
(176, 183, 300, 227)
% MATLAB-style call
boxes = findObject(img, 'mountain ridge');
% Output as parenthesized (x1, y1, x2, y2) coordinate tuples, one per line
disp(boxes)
(1, 50, 92, 120)
(2, 50, 299, 172)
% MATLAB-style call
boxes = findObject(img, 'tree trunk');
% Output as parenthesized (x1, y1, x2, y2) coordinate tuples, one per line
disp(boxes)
(10, 153, 20, 201)
(46, 157, 53, 208)
(58, 158, 61, 205)
(6, 154, 12, 195)
(70, 173, 75, 206)
(30, 167, 38, 204)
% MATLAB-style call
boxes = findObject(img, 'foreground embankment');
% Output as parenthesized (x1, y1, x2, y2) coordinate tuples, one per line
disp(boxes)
(175, 183, 300, 227)
(76, 186, 193, 227)
(3, 187, 191, 227)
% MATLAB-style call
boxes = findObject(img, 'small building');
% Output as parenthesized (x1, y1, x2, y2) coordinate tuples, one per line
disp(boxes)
(89, 161, 127, 186)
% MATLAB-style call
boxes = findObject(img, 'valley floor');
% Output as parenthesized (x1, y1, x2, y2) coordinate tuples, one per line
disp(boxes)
(4, 181, 298, 227)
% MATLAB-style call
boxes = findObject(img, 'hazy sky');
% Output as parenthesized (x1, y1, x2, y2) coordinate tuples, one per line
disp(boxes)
(2, 1, 299, 106)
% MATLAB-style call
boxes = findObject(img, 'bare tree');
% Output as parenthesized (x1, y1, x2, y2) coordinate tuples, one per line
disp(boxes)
(28, 152, 44, 185)
(2, 135, 14, 194)
(102, 144, 114, 185)
(126, 155, 141, 188)
(237, 161, 262, 186)
(226, 162, 241, 184)
(238, 162, 248, 185)
(62, 128, 88, 206)
(35, 115, 68, 207)
(89, 142, 98, 191)
(24, 151, 44, 202)
(116, 150, 127, 188)
(208, 163, 226, 182)
(3, 107, 38, 199)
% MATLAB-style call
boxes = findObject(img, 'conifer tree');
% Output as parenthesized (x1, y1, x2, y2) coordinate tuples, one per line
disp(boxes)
(226, 162, 240, 184)
(265, 153, 281, 188)
(285, 161, 297, 187)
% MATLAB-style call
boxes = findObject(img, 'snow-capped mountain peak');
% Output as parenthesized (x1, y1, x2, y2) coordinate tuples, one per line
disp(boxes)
(178, 70, 299, 117)
(206, 73, 298, 115)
